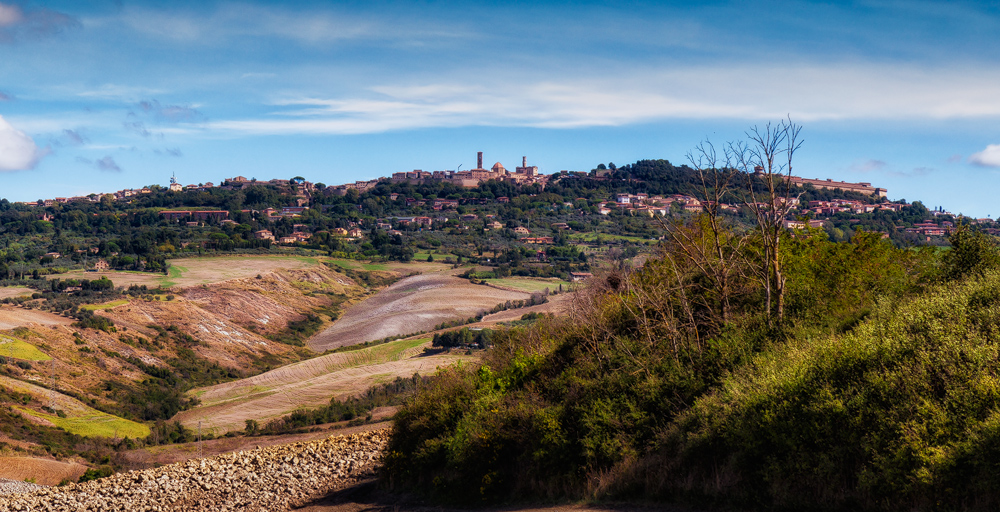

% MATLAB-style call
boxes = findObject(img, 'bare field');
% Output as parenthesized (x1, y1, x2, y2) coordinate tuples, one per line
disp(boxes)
(50, 255, 320, 289)
(308, 271, 530, 351)
(484, 277, 574, 293)
(0, 306, 72, 330)
(0, 457, 87, 486)
(174, 338, 476, 434)
(0, 287, 33, 299)
(476, 292, 575, 326)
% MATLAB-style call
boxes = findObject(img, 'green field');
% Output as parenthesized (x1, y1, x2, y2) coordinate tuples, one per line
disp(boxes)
(79, 299, 130, 311)
(567, 232, 654, 243)
(483, 278, 571, 293)
(1, 375, 149, 438)
(0, 337, 51, 361)
(13, 405, 149, 439)
(326, 259, 390, 271)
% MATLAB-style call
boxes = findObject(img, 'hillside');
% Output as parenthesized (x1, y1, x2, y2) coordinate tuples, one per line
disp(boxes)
(308, 270, 532, 351)
(174, 338, 476, 434)
(383, 228, 1000, 510)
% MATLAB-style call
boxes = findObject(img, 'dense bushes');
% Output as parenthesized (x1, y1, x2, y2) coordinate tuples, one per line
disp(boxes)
(637, 268, 1000, 510)
(384, 227, 985, 508)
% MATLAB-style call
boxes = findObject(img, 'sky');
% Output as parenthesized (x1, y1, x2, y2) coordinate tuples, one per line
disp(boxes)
(2, 0, 1000, 216)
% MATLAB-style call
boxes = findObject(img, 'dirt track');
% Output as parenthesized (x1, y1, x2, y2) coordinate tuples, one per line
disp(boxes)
(308, 272, 530, 352)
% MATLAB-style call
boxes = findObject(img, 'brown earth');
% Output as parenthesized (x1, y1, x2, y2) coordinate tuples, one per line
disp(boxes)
(0, 306, 72, 330)
(0, 287, 33, 299)
(308, 271, 531, 352)
(475, 292, 574, 326)
(0, 457, 87, 486)
(0, 264, 368, 432)
(50, 255, 321, 289)
(173, 341, 475, 435)
(180, 265, 361, 338)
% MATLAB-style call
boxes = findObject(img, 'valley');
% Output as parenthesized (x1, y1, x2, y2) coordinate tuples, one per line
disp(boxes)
(0, 253, 571, 487)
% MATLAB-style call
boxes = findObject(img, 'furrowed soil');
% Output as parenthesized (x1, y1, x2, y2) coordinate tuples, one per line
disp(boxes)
(308, 271, 531, 352)
(173, 338, 476, 434)
(0, 456, 87, 486)
(50, 255, 321, 289)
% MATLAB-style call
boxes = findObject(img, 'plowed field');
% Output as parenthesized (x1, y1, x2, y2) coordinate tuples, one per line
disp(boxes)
(0, 306, 72, 329)
(308, 271, 530, 352)
(174, 338, 476, 434)
(0, 457, 87, 486)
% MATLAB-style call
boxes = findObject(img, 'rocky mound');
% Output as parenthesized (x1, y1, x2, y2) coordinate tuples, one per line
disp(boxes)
(0, 429, 388, 511)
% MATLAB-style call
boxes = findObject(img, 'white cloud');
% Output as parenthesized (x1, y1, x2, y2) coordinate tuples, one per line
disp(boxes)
(203, 63, 1000, 136)
(0, 115, 45, 171)
(970, 144, 1000, 167)
(99, 3, 463, 46)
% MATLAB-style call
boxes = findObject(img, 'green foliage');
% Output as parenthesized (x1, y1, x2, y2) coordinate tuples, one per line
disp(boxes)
(77, 466, 114, 483)
(942, 226, 1000, 280)
(386, 231, 948, 507)
(646, 269, 1000, 510)
(432, 328, 493, 348)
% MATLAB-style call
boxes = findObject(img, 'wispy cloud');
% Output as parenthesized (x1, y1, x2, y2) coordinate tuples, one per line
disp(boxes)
(154, 147, 183, 157)
(62, 129, 86, 146)
(970, 144, 1000, 167)
(0, 115, 47, 171)
(95, 155, 122, 172)
(0, 2, 79, 44)
(77, 84, 166, 102)
(137, 99, 203, 123)
(849, 159, 888, 173)
(101, 3, 465, 46)
(204, 64, 1000, 136)
(123, 119, 151, 138)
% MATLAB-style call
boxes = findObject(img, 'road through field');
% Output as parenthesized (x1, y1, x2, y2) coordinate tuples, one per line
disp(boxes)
(307, 271, 530, 352)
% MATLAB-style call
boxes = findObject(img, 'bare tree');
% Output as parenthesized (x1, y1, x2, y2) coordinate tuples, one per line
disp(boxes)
(731, 118, 803, 323)
(661, 140, 749, 325)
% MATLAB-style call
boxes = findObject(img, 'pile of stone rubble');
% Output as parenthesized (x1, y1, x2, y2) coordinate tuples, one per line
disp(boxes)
(0, 428, 388, 511)
(0, 478, 45, 496)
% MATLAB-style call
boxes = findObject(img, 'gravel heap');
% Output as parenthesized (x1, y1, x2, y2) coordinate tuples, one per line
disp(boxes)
(0, 428, 389, 511)
(0, 479, 46, 496)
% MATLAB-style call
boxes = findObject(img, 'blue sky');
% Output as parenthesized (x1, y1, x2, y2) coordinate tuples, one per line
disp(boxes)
(2, 0, 1000, 215)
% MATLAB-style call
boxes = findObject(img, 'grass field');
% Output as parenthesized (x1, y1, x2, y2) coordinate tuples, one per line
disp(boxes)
(13, 405, 150, 439)
(326, 259, 391, 271)
(567, 232, 655, 243)
(483, 277, 573, 293)
(79, 299, 130, 311)
(0, 375, 148, 439)
(0, 337, 51, 361)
